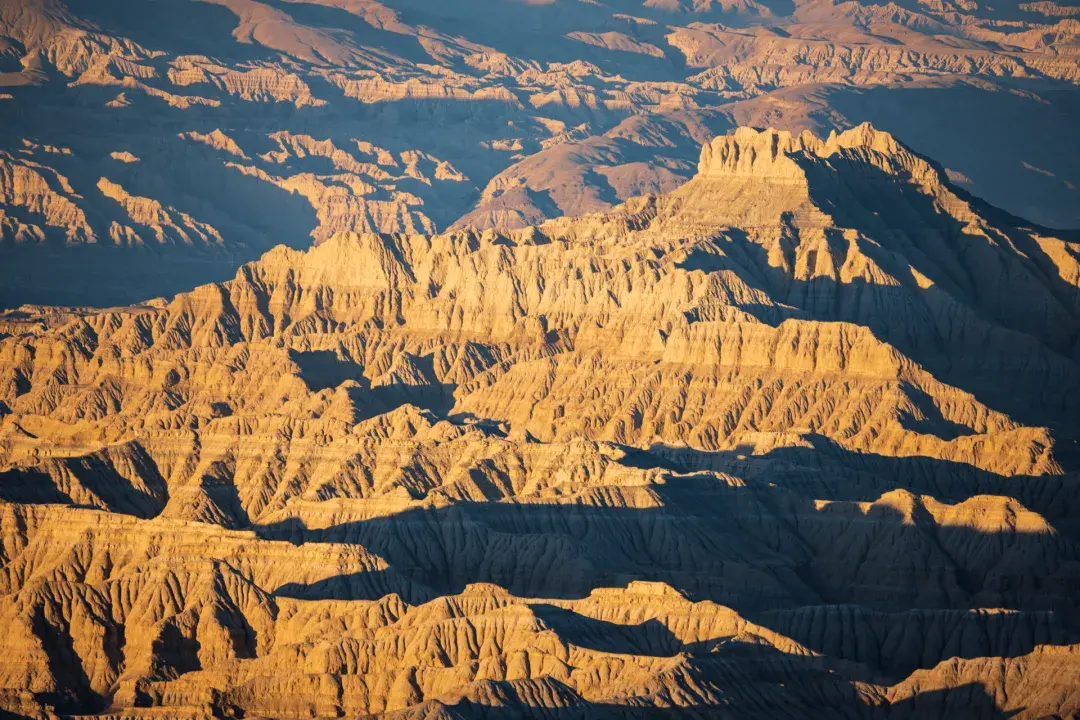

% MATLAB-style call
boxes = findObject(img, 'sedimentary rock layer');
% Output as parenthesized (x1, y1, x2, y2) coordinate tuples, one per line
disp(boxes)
(0, 125, 1078, 718)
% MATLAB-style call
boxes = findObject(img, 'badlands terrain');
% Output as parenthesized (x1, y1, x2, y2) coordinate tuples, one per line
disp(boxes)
(2, 0, 1080, 304)
(2, 0, 1080, 718)
(0, 122, 1079, 717)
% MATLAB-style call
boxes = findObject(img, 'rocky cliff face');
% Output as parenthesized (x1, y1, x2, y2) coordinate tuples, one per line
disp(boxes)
(0, 125, 1078, 718)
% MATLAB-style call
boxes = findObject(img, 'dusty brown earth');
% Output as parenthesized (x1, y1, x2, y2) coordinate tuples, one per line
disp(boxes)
(0, 122, 1078, 718)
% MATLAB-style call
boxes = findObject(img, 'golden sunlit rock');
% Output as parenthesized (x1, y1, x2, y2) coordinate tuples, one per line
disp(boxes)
(0, 121, 1078, 718)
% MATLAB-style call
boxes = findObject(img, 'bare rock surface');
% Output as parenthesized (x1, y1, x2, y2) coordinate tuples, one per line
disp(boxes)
(2, 0, 1080, 305)
(0, 125, 1079, 718)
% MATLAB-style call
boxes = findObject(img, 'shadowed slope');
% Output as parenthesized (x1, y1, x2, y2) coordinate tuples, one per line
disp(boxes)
(0, 125, 1078, 718)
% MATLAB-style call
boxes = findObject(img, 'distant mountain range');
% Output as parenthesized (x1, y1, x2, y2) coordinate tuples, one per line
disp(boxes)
(0, 122, 1078, 718)
(2, 0, 1080, 306)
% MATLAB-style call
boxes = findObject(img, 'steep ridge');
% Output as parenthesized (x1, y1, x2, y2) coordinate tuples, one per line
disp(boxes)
(0, 125, 1079, 718)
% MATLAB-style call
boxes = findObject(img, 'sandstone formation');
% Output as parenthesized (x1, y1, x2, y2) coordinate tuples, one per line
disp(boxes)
(0, 125, 1078, 718)
(2, 0, 1080, 306)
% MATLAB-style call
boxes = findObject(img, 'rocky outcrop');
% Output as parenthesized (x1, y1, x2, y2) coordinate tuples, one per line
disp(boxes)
(0, 150, 93, 244)
(235, 131, 472, 241)
(97, 177, 224, 246)
(168, 56, 326, 108)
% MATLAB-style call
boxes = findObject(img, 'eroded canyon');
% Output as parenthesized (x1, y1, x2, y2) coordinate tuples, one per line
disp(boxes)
(3, 0, 1080, 305)
(0, 122, 1078, 718)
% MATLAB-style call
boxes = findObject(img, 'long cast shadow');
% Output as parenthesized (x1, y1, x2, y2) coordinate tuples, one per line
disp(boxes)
(676, 147, 1080, 440)
(254, 448, 1080, 679)
(0, 441, 168, 518)
(274, 567, 434, 605)
(430, 642, 1017, 719)
(646, 435, 1080, 538)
